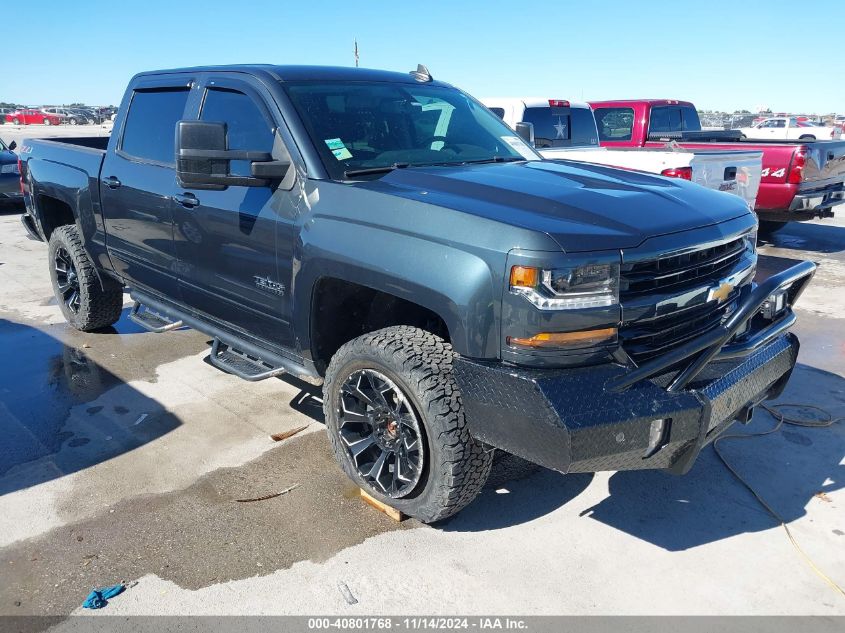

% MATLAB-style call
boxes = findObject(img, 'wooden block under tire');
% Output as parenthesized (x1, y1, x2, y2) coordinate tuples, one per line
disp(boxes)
(360, 488, 404, 522)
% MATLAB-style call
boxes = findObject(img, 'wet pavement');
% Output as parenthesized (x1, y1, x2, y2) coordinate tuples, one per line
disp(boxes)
(0, 210, 843, 617)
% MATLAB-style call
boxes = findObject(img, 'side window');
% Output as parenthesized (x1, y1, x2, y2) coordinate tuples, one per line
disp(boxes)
(200, 87, 275, 176)
(649, 107, 670, 133)
(594, 107, 634, 141)
(121, 88, 190, 164)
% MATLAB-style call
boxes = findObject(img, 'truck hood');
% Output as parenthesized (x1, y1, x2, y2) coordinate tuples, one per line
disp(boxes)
(361, 160, 751, 252)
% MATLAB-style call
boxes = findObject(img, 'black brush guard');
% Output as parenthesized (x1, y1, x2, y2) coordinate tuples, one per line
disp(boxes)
(453, 261, 816, 475)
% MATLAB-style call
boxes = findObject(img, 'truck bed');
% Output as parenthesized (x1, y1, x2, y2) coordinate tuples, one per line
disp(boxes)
(544, 146, 763, 208)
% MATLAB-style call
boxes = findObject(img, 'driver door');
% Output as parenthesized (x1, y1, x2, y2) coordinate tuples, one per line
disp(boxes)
(172, 75, 298, 348)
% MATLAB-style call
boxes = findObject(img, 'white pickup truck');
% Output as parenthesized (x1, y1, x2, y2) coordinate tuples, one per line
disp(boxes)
(739, 117, 842, 141)
(483, 98, 763, 208)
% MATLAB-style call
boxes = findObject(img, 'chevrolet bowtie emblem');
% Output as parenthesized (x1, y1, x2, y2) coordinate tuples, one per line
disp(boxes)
(708, 280, 734, 304)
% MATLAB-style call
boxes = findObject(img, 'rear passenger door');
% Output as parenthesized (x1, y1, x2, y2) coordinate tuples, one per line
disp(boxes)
(101, 77, 193, 298)
(172, 75, 296, 348)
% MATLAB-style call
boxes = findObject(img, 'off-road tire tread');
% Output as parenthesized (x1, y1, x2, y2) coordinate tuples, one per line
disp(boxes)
(324, 326, 492, 523)
(49, 224, 123, 331)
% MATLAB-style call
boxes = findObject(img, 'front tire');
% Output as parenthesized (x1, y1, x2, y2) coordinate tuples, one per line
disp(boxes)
(324, 326, 492, 523)
(43, 118, 51, 126)
(48, 225, 123, 331)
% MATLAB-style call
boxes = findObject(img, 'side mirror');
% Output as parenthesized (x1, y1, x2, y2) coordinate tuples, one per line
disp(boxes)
(8, 141, 16, 151)
(515, 121, 535, 146)
(175, 120, 291, 190)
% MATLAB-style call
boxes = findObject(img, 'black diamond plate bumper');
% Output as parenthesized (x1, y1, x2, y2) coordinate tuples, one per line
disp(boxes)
(453, 332, 799, 475)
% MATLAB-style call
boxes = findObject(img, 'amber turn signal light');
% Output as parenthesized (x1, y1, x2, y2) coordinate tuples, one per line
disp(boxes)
(508, 327, 617, 349)
(510, 265, 539, 288)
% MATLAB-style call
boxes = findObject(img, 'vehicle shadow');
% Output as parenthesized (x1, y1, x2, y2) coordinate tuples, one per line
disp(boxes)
(575, 363, 844, 551)
(0, 316, 181, 496)
(439, 454, 594, 532)
(759, 221, 845, 254)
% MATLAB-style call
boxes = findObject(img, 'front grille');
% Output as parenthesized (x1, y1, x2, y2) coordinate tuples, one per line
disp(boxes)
(621, 294, 738, 363)
(619, 235, 750, 364)
(620, 236, 746, 298)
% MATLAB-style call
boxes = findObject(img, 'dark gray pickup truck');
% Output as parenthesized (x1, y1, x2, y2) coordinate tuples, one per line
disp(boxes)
(19, 65, 816, 522)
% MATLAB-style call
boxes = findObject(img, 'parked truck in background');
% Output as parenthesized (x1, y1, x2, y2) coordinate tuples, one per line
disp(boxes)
(590, 99, 845, 233)
(18, 65, 815, 522)
(483, 97, 762, 209)
(0, 137, 23, 208)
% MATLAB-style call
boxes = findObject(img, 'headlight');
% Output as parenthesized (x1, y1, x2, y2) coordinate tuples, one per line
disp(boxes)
(510, 262, 620, 310)
(744, 228, 757, 254)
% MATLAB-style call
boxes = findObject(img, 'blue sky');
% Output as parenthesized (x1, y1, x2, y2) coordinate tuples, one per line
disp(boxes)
(8, 0, 844, 113)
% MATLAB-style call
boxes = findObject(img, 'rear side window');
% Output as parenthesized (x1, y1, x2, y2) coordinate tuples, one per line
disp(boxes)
(522, 106, 598, 148)
(594, 107, 634, 141)
(200, 87, 275, 176)
(649, 105, 701, 135)
(121, 88, 190, 164)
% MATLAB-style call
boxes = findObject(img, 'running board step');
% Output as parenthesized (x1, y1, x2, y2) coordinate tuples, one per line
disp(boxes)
(207, 338, 286, 382)
(129, 301, 183, 333)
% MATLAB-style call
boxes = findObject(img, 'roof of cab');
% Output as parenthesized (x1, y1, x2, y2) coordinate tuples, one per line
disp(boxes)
(588, 99, 695, 108)
(135, 64, 451, 86)
(482, 97, 591, 109)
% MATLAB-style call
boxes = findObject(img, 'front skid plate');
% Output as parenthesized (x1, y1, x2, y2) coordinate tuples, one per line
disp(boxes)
(454, 333, 798, 474)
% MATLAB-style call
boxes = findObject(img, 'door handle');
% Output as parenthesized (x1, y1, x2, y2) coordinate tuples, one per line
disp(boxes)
(173, 193, 200, 209)
(102, 176, 121, 189)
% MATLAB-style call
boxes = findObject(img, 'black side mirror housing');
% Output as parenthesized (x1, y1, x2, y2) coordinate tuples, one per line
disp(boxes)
(515, 122, 535, 146)
(175, 120, 292, 190)
(8, 141, 16, 151)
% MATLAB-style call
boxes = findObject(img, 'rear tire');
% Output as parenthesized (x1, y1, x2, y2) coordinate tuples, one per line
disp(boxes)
(324, 326, 493, 523)
(12, 117, 20, 125)
(798, 135, 815, 141)
(43, 118, 51, 126)
(48, 225, 124, 331)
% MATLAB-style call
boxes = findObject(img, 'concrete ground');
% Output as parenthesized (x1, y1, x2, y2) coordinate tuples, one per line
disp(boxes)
(0, 207, 842, 617)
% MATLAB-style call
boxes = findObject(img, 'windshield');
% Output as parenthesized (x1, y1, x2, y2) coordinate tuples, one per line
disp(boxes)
(282, 80, 539, 179)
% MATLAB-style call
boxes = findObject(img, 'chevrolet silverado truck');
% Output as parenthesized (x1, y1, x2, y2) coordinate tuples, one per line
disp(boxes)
(482, 97, 762, 209)
(590, 99, 845, 233)
(18, 65, 816, 522)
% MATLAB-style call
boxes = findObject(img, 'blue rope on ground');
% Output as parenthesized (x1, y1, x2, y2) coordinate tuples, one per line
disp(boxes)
(82, 583, 125, 609)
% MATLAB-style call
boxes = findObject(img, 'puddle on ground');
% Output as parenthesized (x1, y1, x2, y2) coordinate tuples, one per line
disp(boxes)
(0, 314, 207, 482)
(0, 432, 413, 615)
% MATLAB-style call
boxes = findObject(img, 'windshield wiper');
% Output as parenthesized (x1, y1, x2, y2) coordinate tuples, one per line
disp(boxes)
(458, 156, 525, 165)
(344, 163, 410, 178)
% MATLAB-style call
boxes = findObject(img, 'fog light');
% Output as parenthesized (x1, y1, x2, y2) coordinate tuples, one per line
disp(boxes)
(761, 290, 787, 320)
(643, 418, 670, 458)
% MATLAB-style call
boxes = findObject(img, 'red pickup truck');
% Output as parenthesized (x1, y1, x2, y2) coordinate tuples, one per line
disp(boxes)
(589, 99, 845, 233)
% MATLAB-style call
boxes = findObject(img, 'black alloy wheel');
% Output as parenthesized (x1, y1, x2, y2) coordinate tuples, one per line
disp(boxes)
(337, 368, 424, 498)
(54, 245, 81, 314)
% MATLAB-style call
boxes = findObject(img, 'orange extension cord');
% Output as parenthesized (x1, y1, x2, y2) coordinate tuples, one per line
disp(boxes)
(713, 403, 845, 599)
